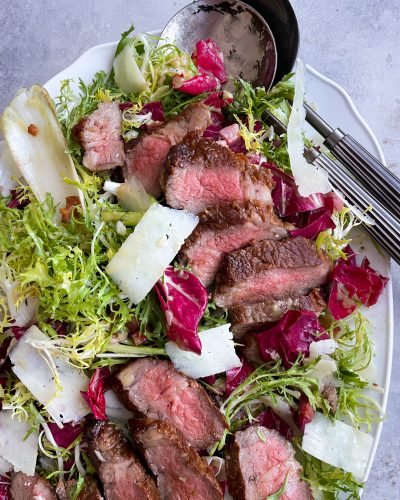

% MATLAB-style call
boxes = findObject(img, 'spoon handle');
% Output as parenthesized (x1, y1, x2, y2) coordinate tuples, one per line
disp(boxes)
(304, 103, 400, 220)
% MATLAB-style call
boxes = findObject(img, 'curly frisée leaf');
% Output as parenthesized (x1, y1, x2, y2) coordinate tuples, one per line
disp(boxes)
(0, 85, 83, 219)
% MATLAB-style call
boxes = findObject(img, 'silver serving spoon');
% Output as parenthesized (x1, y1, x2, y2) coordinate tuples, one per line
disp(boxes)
(160, 0, 278, 90)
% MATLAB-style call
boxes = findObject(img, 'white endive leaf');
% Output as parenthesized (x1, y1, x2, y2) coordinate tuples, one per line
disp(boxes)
(10, 325, 90, 424)
(287, 60, 331, 197)
(0, 410, 38, 476)
(0, 140, 20, 195)
(1, 85, 83, 219)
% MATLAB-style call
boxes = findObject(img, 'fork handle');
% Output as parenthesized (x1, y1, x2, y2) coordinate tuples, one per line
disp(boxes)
(304, 103, 400, 220)
(325, 129, 400, 219)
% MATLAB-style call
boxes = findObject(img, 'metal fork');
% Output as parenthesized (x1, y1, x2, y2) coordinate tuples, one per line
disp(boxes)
(263, 108, 400, 265)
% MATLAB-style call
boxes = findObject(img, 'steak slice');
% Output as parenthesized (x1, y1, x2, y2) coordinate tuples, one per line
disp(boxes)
(180, 202, 288, 287)
(214, 237, 331, 308)
(131, 419, 223, 500)
(10, 472, 57, 500)
(112, 358, 226, 450)
(229, 288, 326, 337)
(225, 426, 312, 500)
(85, 421, 159, 500)
(163, 133, 274, 213)
(55, 476, 102, 500)
(73, 101, 125, 171)
(125, 103, 212, 197)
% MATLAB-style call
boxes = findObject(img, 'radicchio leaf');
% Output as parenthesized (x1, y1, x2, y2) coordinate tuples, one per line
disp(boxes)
(293, 394, 315, 432)
(154, 266, 208, 354)
(172, 74, 220, 95)
(140, 101, 165, 123)
(81, 367, 110, 420)
(225, 359, 254, 397)
(0, 476, 11, 500)
(263, 163, 341, 239)
(203, 123, 223, 140)
(328, 254, 389, 320)
(193, 38, 227, 83)
(257, 408, 293, 440)
(47, 421, 83, 449)
(257, 310, 328, 368)
(7, 188, 29, 209)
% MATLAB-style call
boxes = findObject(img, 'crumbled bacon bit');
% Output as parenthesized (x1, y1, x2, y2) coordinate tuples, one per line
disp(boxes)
(28, 123, 38, 136)
(60, 196, 81, 224)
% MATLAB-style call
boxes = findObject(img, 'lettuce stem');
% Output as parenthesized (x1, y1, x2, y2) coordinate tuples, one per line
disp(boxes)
(101, 211, 144, 225)
(103, 343, 167, 356)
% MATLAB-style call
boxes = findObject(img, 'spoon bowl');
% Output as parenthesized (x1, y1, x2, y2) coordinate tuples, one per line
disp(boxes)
(160, 0, 278, 90)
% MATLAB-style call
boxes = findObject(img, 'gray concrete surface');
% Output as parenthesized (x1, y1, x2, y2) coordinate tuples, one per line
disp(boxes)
(1, 0, 399, 497)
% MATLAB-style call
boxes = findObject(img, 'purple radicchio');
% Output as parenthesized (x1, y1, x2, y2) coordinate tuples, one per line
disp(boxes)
(154, 266, 208, 354)
(81, 367, 110, 421)
(257, 310, 329, 368)
(328, 250, 389, 320)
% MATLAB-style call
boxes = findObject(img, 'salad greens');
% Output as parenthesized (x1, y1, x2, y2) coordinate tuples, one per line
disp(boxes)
(0, 25, 389, 500)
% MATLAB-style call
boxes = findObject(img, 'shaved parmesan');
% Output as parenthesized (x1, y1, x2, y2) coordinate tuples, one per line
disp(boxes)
(165, 324, 241, 378)
(10, 326, 90, 424)
(106, 203, 198, 304)
(302, 412, 373, 480)
(288, 60, 331, 196)
(306, 358, 339, 388)
(308, 339, 338, 359)
(0, 85, 83, 218)
(0, 410, 38, 476)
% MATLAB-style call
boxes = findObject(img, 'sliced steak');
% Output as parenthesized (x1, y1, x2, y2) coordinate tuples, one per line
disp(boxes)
(180, 202, 288, 287)
(85, 421, 159, 500)
(225, 426, 312, 500)
(125, 103, 212, 197)
(163, 133, 274, 213)
(229, 288, 326, 337)
(214, 237, 331, 308)
(131, 419, 223, 500)
(55, 476, 102, 500)
(112, 358, 226, 450)
(73, 101, 125, 171)
(10, 472, 56, 500)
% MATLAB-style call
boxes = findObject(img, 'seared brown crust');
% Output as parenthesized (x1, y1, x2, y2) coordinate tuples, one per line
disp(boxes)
(111, 359, 227, 450)
(164, 132, 273, 187)
(214, 237, 331, 307)
(162, 132, 274, 213)
(229, 288, 326, 336)
(225, 438, 246, 500)
(218, 238, 329, 285)
(85, 421, 159, 500)
(131, 419, 223, 500)
(179, 202, 287, 287)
